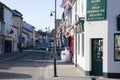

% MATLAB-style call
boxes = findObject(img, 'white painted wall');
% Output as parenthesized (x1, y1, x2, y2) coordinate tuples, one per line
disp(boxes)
(76, 33, 86, 70)
(12, 26, 18, 52)
(75, 0, 86, 71)
(85, 21, 108, 71)
(76, 0, 120, 74)
(4, 7, 12, 36)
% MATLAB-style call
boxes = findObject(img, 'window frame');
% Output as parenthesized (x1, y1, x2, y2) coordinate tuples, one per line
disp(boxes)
(114, 33, 120, 61)
(82, 34, 84, 57)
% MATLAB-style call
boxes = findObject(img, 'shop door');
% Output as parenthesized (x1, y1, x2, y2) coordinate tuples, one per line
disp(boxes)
(91, 39, 103, 76)
(5, 40, 12, 53)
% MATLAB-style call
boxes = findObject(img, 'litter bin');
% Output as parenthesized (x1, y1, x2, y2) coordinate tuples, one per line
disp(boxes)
(61, 47, 70, 62)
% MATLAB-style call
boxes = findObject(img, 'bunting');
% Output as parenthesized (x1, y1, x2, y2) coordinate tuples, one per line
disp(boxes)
(60, 0, 69, 8)
(65, 25, 74, 38)
(59, 22, 64, 27)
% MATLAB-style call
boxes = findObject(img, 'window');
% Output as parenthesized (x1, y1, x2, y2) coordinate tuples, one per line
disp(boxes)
(82, 34, 84, 57)
(0, 4, 4, 21)
(114, 34, 120, 61)
(78, 34, 80, 55)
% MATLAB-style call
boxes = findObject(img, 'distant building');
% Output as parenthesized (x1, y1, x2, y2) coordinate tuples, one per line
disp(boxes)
(22, 21, 35, 48)
(35, 29, 54, 47)
(12, 9, 23, 51)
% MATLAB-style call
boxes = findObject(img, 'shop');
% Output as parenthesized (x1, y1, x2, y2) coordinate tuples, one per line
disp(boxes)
(0, 36, 12, 53)
(74, 0, 120, 78)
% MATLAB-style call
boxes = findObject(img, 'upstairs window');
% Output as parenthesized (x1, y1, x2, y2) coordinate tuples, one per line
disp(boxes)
(0, 4, 4, 21)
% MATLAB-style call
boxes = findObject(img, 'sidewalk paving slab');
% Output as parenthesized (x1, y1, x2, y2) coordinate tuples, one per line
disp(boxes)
(45, 51, 120, 80)
(43, 60, 120, 80)
(43, 60, 93, 80)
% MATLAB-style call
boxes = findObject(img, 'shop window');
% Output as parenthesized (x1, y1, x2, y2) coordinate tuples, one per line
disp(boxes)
(82, 34, 84, 57)
(78, 34, 80, 55)
(114, 34, 120, 61)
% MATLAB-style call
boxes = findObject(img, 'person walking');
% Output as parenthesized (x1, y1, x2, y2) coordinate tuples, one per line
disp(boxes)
(17, 42, 22, 53)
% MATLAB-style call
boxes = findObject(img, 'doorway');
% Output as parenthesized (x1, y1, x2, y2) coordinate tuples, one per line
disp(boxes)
(4, 40, 12, 53)
(91, 39, 103, 76)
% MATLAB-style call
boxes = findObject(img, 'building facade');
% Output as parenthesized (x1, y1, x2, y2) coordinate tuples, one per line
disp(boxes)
(61, 0, 120, 78)
(0, 2, 13, 54)
(22, 21, 35, 48)
(0, 2, 35, 53)
(12, 10, 23, 52)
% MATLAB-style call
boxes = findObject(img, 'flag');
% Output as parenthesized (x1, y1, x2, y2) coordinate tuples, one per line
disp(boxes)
(60, 0, 69, 8)
(64, 25, 74, 38)
(9, 29, 14, 34)
(59, 22, 64, 27)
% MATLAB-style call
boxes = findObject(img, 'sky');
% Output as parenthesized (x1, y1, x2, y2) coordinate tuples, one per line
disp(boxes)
(0, 0, 63, 31)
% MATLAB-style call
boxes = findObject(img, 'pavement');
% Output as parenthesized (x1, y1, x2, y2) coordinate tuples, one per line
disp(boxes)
(43, 61, 120, 80)
(43, 52, 120, 80)
(0, 50, 120, 80)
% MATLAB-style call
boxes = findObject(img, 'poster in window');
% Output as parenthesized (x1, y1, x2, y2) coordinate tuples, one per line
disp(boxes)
(115, 34, 120, 60)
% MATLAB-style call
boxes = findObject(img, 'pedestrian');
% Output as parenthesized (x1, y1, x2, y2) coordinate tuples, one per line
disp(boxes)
(17, 42, 22, 53)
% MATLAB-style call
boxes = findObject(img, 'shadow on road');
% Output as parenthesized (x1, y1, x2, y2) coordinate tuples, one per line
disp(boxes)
(0, 48, 65, 69)
(0, 48, 75, 80)
(0, 72, 32, 79)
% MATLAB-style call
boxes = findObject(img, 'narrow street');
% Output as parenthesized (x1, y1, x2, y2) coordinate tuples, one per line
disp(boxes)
(0, 49, 54, 80)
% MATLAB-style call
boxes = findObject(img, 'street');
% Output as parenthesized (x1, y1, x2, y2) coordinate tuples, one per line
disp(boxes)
(0, 48, 118, 80)
(0, 49, 54, 80)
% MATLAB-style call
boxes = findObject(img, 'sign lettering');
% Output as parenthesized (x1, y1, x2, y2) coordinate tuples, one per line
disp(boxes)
(86, 0, 106, 21)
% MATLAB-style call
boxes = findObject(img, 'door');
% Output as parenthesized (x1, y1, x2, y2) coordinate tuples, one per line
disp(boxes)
(91, 39, 103, 76)
(5, 40, 12, 53)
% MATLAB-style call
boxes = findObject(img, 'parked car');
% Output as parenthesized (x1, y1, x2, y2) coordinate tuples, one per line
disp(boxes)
(48, 45, 53, 51)
(40, 44, 47, 50)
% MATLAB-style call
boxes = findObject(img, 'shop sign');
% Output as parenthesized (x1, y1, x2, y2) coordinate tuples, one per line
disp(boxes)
(86, 0, 106, 21)
(74, 20, 84, 33)
(19, 37, 25, 42)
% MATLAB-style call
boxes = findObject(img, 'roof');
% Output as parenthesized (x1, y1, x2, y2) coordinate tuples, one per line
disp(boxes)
(12, 10, 23, 18)
(0, 2, 12, 12)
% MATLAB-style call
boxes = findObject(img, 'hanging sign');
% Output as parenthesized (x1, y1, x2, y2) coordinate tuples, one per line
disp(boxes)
(74, 20, 84, 33)
(86, 0, 106, 21)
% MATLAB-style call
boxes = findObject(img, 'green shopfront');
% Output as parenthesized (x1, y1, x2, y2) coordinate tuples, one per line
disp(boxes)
(86, 0, 106, 77)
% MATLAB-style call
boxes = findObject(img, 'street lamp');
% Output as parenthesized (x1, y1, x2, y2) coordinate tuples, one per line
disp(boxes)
(50, 0, 57, 77)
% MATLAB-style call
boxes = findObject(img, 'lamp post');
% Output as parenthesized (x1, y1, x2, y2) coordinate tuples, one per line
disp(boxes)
(50, 0, 57, 77)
